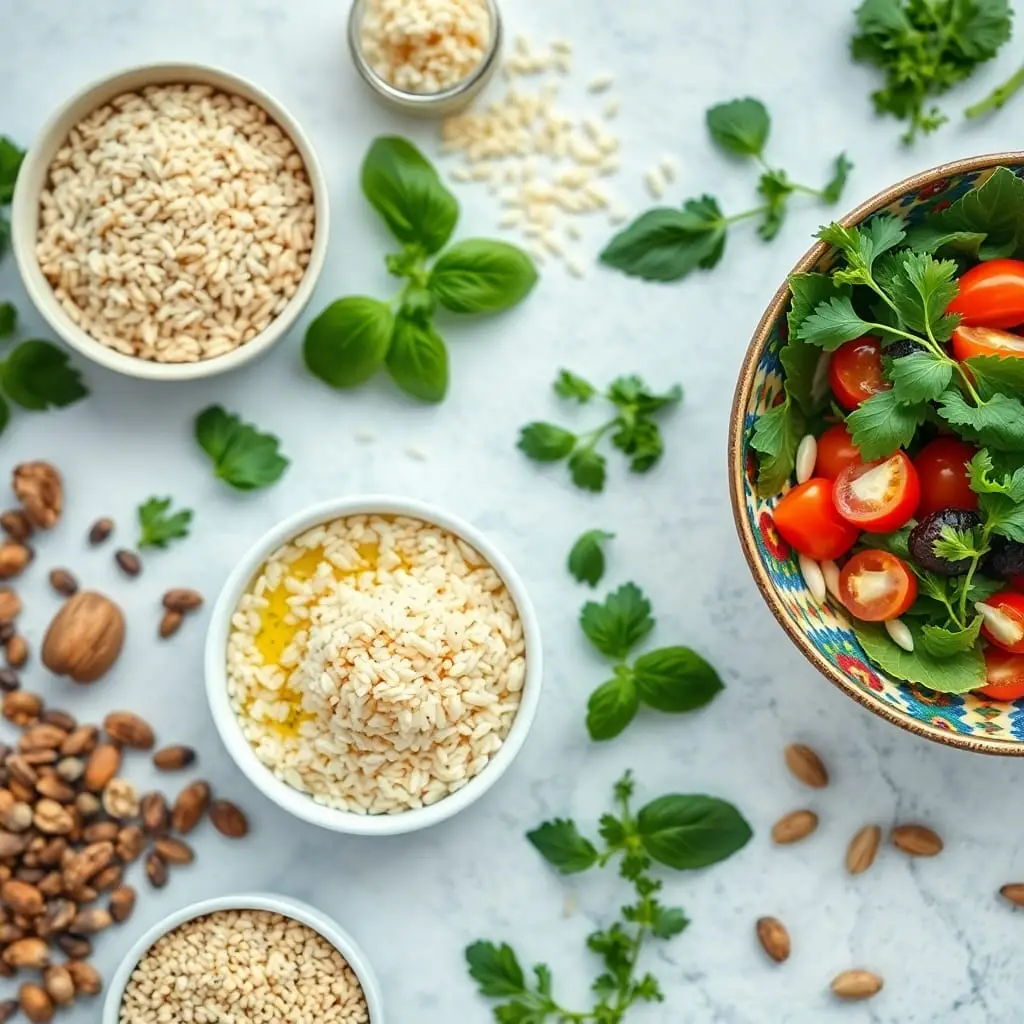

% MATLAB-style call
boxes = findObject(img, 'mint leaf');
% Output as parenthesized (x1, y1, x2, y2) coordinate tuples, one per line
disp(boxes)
(853, 622, 986, 693)
(633, 646, 724, 712)
(465, 942, 527, 998)
(303, 297, 393, 388)
(846, 388, 929, 460)
(750, 397, 805, 493)
(586, 671, 640, 740)
(568, 529, 614, 587)
(919, 617, 983, 658)
(887, 252, 960, 341)
(822, 153, 853, 203)
(580, 583, 655, 660)
(194, 406, 289, 491)
(706, 97, 770, 157)
(965, 355, 1024, 400)
(429, 239, 537, 314)
(137, 497, 192, 550)
(0, 303, 15, 339)
(554, 370, 596, 403)
(569, 448, 606, 492)
(526, 819, 599, 874)
(386, 317, 448, 403)
(937, 390, 1024, 451)
(1, 341, 88, 410)
(886, 353, 952, 404)
(517, 423, 576, 462)
(797, 296, 874, 351)
(636, 795, 753, 870)
(600, 199, 726, 282)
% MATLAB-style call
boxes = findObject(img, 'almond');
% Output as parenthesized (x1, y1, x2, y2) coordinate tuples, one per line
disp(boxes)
(783, 743, 829, 788)
(162, 588, 203, 612)
(152, 745, 196, 771)
(60, 725, 97, 758)
(92, 865, 123, 893)
(891, 824, 943, 857)
(159, 610, 182, 639)
(845, 825, 882, 875)
(88, 518, 113, 546)
(154, 836, 194, 865)
(3, 937, 50, 969)
(831, 969, 883, 1001)
(3, 691, 41, 727)
(756, 916, 790, 963)
(42, 965, 74, 1007)
(1000, 883, 1024, 907)
(115, 825, 144, 864)
(66, 959, 101, 996)
(41, 592, 125, 684)
(47, 570, 77, 598)
(69, 907, 111, 935)
(172, 781, 210, 834)
(83, 744, 121, 793)
(0, 543, 31, 580)
(1, 880, 43, 917)
(771, 809, 818, 845)
(19, 724, 67, 753)
(55, 936, 90, 960)
(109, 885, 136, 924)
(103, 711, 154, 750)
(209, 799, 248, 839)
(18, 983, 54, 1023)
(0, 589, 20, 624)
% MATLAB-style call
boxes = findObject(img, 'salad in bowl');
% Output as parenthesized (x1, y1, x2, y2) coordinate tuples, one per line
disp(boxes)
(731, 158, 1024, 753)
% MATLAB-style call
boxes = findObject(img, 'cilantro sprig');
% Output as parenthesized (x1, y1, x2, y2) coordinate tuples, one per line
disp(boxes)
(467, 773, 751, 1024)
(518, 372, 682, 492)
(601, 98, 850, 282)
(137, 497, 192, 550)
(579, 584, 723, 739)
(194, 406, 289, 491)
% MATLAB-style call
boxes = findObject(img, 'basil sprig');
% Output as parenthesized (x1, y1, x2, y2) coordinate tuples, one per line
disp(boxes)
(305, 137, 538, 403)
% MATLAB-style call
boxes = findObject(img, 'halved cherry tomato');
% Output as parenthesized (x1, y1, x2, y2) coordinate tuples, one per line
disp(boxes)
(977, 592, 1024, 654)
(947, 259, 1024, 330)
(912, 437, 978, 519)
(772, 479, 860, 562)
(829, 337, 890, 411)
(833, 451, 921, 534)
(838, 550, 918, 622)
(814, 424, 862, 480)
(977, 647, 1024, 701)
(951, 325, 1024, 362)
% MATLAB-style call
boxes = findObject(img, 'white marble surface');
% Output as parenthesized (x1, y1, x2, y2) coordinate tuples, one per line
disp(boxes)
(2, 1, 1024, 1021)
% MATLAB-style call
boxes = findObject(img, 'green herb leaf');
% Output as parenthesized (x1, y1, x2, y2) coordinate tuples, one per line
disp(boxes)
(137, 497, 193, 550)
(0, 396, 10, 438)
(821, 153, 853, 203)
(902, 225, 988, 259)
(428, 239, 537, 314)
(936, 390, 1024, 451)
(0, 138, 25, 205)
(887, 251, 960, 340)
(650, 906, 690, 940)
(194, 405, 289, 491)
(0, 341, 88, 410)
(580, 583, 655, 660)
(858, 523, 914, 560)
(785, 274, 849, 414)
(750, 396, 805, 493)
(303, 297, 393, 389)
(600, 199, 726, 283)
(0, 215, 8, 260)
(386, 317, 448, 403)
(968, 449, 1024, 501)
(853, 621, 986, 693)
(886, 353, 953, 405)
(796, 296, 874, 351)
(568, 529, 614, 587)
(636, 795, 753, 870)
(0, 303, 15, 338)
(517, 423, 577, 462)
(554, 370, 596, 403)
(568, 448, 606, 492)
(632, 646, 723, 713)
(846, 388, 930, 460)
(361, 136, 458, 253)
(920, 616, 984, 657)
(465, 942, 527, 998)
(916, 167, 1024, 256)
(606, 376, 683, 416)
(705, 98, 770, 158)
(526, 819, 599, 874)
(965, 355, 1024, 400)
(756, 169, 792, 242)
(586, 671, 640, 741)
(817, 216, 906, 282)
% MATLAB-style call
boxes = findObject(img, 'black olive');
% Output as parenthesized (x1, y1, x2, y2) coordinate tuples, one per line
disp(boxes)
(886, 339, 927, 359)
(909, 508, 982, 575)
(986, 537, 1024, 579)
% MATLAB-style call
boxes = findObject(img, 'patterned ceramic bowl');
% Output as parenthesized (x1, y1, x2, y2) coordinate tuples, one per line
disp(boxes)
(729, 153, 1024, 756)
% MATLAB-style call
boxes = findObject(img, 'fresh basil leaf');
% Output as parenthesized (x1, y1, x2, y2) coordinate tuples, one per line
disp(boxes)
(194, 405, 289, 491)
(303, 297, 393, 388)
(853, 621, 986, 693)
(554, 370, 596, 403)
(600, 199, 726, 282)
(796, 296, 875, 351)
(580, 583, 655, 660)
(0, 302, 15, 339)
(586, 671, 640, 741)
(919, 617, 983, 658)
(526, 819, 599, 874)
(465, 942, 526, 998)
(636, 795, 753, 870)
(886, 353, 953, 404)
(887, 252, 960, 340)
(847, 389, 930, 460)
(918, 167, 1024, 258)
(399, 285, 436, 323)
(517, 423, 576, 462)
(650, 906, 690, 939)
(821, 153, 853, 203)
(386, 317, 448, 403)
(633, 646, 723, 712)
(568, 529, 614, 587)
(429, 239, 537, 314)
(965, 355, 1024, 400)
(569, 448, 606, 492)
(0, 138, 24, 205)
(1, 341, 88, 410)
(750, 396, 805, 493)
(361, 136, 458, 253)
(705, 98, 770, 158)
(936, 390, 1024, 450)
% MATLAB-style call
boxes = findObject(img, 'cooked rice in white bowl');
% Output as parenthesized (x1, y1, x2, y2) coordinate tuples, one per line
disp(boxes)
(207, 498, 541, 835)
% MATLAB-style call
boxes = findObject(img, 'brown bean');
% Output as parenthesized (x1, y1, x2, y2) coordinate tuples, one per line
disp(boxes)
(87, 519, 113, 546)
(60, 725, 98, 759)
(154, 836, 194, 865)
(109, 885, 136, 924)
(5, 636, 28, 669)
(3, 691, 41, 727)
(0, 590, 20, 624)
(47, 569, 78, 598)
(0, 669, 19, 693)
(4, 937, 50, 968)
(103, 712, 154, 750)
(38, 900, 75, 937)
(42, 965, 74, 1007)
(66, 959, 101, 996)
(159, 609, 182, 639)
(68, 908, 111, 935)
(141, 792, 169, 836)
(41, 709, 76, 732)
(18, 983, 54, 1023)
(152, 745, 196, 771)
(83, 744, 120, 793)
(0, 543, 31, 580)
(55, 935, 90, 960)
(0, 511, 33, 544)
(163, 588, 204, 612)
(172, 781, 210, 834)
(114, 550, 141, 577)
(209, 799, 249, 839)
(145, 851, 167, 889)
(115, 826, 144, 864)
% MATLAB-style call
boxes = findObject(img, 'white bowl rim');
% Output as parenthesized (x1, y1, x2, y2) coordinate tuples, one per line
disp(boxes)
(11, 60, 330, 382)
(101, 891, 385, 1023)
(204, 495, 543, 836)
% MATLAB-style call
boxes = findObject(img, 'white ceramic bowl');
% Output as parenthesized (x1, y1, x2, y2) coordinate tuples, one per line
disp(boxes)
(11, 62, 330, 381)
(102, 892, 384, 1023)
(204, 495, 543, 836)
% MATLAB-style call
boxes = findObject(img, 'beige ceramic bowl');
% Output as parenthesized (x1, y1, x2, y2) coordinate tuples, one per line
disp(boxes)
(11, 62, 330, 382)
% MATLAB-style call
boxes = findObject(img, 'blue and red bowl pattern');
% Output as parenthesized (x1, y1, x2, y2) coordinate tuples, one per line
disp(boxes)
(741, 164, 1024, 744)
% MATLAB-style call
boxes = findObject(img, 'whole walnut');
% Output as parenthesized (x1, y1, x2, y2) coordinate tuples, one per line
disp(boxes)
(12, 463, 62, 529)
(42, 592, 125, 684)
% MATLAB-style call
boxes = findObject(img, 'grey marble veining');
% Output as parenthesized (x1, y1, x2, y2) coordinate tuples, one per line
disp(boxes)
(2, 0, 1024, 1021)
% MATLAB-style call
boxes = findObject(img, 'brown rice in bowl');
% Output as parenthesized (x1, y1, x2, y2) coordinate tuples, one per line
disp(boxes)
(225, 511, 528, 817)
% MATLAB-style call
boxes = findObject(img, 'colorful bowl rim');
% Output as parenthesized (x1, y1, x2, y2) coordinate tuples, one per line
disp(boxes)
(728, 150, 1024, 757)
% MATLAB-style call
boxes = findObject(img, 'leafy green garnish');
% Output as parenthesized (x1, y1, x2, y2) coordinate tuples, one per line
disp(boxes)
(470, 775, 750, 1024)
(518, 371, 681, 492)
(580, 584, 655, 661)
(304, 298, 393, 389)
(568, 529, 614, 587)
(137, 497, 193, 550)
(194, 406, 289, 491)
(0, 137, 24, 258)
(919, 617, 983, 658)
(749, 396, 805, 494)
(0, 303, 15, 338)
(854, 622, 986, 693)
(429, 239, 538, 313)
(965, 61, 1024, 120)
(386, 316, 449, 403)
(846, 389, 930, 460)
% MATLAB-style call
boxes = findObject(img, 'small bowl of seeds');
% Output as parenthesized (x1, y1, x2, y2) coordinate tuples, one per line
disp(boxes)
(104, 892, 383, 1023)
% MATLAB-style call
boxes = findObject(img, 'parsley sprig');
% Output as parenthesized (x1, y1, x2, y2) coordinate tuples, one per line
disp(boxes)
(137, 497, 192, 550)
(579, 584, 723, 739)
(466, 773, 751, 1024)
(518, 372, 682, 492)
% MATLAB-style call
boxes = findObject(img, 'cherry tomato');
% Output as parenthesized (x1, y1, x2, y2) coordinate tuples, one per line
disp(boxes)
(977, 647, 1024, 701)
(912, 437, 979, 519)
(814, 424, 862, 479)
(951, 325, 1024, 362)
(838, 550, 918, 622)
(977, 592, 1024, 654)
(947, 259, 1024, 329)
(772, 479, 860, 562)
(833, 451, 921, 534)
(828, 337, 890, 411)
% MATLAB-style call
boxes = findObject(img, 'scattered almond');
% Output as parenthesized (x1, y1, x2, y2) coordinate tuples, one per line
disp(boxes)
(162, 588, 203, 613)
(66, 959, 101, 995)
(145, 851, 167, 889)
(47, 569, 77, 598)
(1000, 883, 1024, 907)
(109, 885, 136, 924)
(115, 550, 141, 577)
(154, 837, 194, 865)
(3, 692, 40, 728)
(783, 743, 829, 788)
(18, 982, 54, 1023)
(755, 916, 790, 963)
(83, 744, 121, 793)
(209, 799, 248, 839)
(88, 518, 113, 546)
(103, 711, 154, 750)
(152, 745, 195, 771)
(845, 825, 882, 875)
(0, 590, 20, 624)
(158, 609, 182, 639)
(4, 937, 50, 969)
(140, 792, 168, 836)
(42, 965, 74, 1007)
(771, 810, 818, 845)
(831, 969, 883, 1001)
(172, 781, 210, 835)
(0, 544, 31, 581)
(891, 824, 943, 857)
